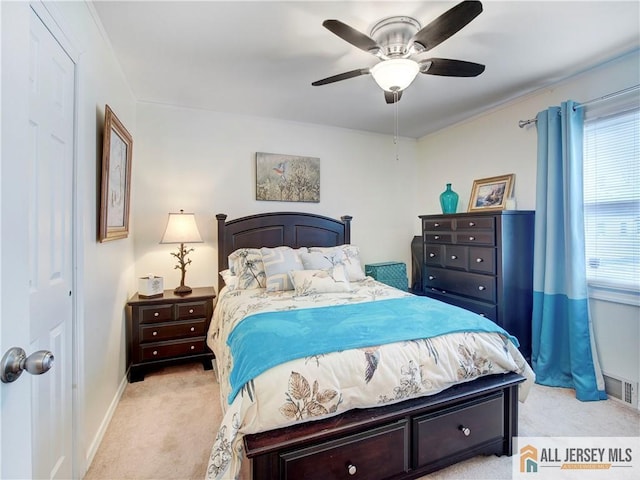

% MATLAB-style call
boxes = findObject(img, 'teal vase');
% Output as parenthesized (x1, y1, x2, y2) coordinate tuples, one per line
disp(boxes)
(439, 183, 459, 214)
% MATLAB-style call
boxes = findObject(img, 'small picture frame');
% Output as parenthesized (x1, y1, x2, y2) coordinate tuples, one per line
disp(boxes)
(468, 174, 514, 212)
(99, 105, 133, 242)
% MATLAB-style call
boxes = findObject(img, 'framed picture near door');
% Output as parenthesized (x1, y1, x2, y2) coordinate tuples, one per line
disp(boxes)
(99, 105, 133, 242)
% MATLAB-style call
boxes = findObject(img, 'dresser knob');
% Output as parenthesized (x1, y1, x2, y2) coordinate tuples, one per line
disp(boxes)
(478, 286, 486, 291)
(152, 350, 158, 356)
(469, 236, 475, 241)
(154, 312, 159, 317)
(428, 275, 435, 280)
(189, 308, 194, 314)
(469, 222, 475, 227)
(190, 345, 195, 350)
(479, 313, 486, 317)
(451, 255, 457, 260)
(429, 253, 435, 258)
(347, 464, 357, 475)
(434, 223, 440, 227)
(434, 235, 440, 240)
(190, 327, 195, 332)
(476, 258, 483, 263)
(459, 425, 471, 436)
(152, 331, 158, 336)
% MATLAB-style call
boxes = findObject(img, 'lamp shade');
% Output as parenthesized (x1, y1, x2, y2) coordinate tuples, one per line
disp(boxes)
(160, 211, 203, 244)
(370, 58, 420, 92)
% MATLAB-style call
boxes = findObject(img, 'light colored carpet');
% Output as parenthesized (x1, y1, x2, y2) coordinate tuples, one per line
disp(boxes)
(84, 364, 639, 480)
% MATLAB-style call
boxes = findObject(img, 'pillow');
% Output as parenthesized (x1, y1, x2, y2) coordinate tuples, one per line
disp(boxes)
(308, 245, 366, 281)
(261, 246, 307, 292)
(300, 250, 345, 270)
(228, 248, 266, 290)
(219, 269, 237, 290)
(289, 264, 352, 296)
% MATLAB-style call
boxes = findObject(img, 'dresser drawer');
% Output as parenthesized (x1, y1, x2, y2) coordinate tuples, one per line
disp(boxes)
(140, 338, 206, 361)
(454, 231, 495, 246)
(177, 301, 208, 320)
(140, 319, 207, 342)
(424, 245, 443, 266)
(424, 268, 496, 302)
(423, 290, 498, 322)
(413, 393, 503, 468)
(425, 232, 453, 244)
(280, 420, 408, 480)
(423, 218, 454, 231)
(443, 245, 468, 270)
(468, 247, 495, 274)
(140, 304, 173, 323)
(453, 216, 494, 230)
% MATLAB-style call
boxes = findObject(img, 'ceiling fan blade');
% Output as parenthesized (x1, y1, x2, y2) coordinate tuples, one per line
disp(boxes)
(420, 58, 485, 77)
(411, 1, 483, 52)
(322, 19, 382, 55)
(384, 90, 403, 104)
(311, 68, 370, 86)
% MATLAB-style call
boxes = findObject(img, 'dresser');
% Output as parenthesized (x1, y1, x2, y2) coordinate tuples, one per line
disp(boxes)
(126, 286, 215, 382)
(419, 211, 534, 360)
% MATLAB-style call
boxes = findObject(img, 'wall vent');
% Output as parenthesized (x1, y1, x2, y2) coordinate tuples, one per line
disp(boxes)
(603, 372, 638, 410)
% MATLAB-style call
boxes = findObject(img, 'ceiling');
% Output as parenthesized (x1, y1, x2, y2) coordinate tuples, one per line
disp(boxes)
(92, 1, 640, 139)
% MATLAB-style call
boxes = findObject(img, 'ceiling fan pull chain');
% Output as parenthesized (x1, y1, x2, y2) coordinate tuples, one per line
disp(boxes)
(394, 90, 400, 161)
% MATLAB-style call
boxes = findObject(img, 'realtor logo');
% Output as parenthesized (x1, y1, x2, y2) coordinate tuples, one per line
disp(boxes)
(520, 444, 538, 473)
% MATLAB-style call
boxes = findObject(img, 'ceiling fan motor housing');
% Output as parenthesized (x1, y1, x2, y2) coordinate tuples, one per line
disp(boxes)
(370, 16, 421, 58)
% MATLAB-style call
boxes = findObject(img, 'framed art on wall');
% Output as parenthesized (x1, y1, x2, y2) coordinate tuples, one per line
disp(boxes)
(99, 105, 133, 242)
(468, 174, 514, 212)
(256, 152, 320, 202)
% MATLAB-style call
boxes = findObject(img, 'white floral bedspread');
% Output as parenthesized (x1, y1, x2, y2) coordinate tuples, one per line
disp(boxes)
(205, 278, 535, 480)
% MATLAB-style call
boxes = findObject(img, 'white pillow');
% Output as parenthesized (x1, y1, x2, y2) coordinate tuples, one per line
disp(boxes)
(308, 245, 366, 281)
(227, 248, 266, 290)
(219, 269, 238, 290)
(289, 264, 352, 296)
(261, 246, 307, 292)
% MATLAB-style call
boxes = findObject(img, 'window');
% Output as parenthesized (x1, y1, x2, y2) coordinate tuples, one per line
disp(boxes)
(583, 106, 640, 295)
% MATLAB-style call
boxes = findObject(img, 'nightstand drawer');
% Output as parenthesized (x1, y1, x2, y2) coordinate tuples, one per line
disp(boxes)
(280, 420, 408, 480)
(413, 393, 503, 468)
(140, 304, 173, 323)
(177, 301, 208, 319)
(140, 338, 206, 361)
(140, 319, 207, 342)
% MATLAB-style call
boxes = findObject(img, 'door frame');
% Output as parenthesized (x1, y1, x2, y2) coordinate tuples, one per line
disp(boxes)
(29, 1, 84, 477)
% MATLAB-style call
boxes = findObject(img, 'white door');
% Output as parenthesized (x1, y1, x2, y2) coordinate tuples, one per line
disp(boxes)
(1, 4, 75, 479)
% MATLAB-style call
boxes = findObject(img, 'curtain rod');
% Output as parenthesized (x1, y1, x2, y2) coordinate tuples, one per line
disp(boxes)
(518, 84, 640, 128)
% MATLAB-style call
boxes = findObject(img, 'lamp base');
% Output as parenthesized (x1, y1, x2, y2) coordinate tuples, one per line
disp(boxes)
(173, 285, 192, 295)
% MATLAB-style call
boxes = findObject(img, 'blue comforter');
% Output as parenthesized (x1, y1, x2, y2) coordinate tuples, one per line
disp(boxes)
(227, 295, 518, 402)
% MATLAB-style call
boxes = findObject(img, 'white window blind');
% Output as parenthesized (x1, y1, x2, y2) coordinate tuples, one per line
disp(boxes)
(583, 107, 640, 292)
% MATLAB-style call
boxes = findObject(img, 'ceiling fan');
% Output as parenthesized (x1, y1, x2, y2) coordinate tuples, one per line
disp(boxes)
(311, 0, 485, 104)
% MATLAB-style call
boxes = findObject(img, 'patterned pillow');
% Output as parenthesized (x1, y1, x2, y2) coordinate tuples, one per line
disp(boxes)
(308, 245, 366, 281)
(219, 269, 238, 290)
(261, 246, 307, 292)
(289, 264, 352, 296)
(300, 250, 345, 270)
(228, 248, 266, 290)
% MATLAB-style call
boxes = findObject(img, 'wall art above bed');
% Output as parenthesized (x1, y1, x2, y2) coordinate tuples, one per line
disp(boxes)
(256, 152, 320, 203)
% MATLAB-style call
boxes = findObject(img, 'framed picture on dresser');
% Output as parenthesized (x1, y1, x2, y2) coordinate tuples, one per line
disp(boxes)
(468, 174, 514, 212)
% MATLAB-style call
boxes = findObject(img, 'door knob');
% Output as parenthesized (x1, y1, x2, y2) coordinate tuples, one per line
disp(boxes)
(1, 347, 54, 383)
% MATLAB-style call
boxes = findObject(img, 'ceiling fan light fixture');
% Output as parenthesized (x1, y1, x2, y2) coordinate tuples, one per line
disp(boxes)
(370, 58, 419, 92)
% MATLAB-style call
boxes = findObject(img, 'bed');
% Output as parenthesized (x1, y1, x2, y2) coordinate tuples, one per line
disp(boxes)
(206, 212, 534, 480)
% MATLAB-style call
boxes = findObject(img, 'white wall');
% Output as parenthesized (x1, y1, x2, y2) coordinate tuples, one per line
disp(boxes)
(415, 50, 640, 392)
(132, 104, 418, 289)
(40, 1, 138, 473)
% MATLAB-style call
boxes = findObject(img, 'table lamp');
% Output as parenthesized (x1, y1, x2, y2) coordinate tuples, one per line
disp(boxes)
(160, 210, 203, 295)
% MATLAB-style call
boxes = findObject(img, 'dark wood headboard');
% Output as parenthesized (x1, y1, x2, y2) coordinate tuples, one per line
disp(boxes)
(216, 212, 352, 291)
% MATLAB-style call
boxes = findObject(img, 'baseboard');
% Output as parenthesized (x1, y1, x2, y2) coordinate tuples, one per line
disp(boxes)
(84, 372, 129, 470)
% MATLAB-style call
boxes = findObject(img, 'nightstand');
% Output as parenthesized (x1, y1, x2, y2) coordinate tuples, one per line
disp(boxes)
(126, 286, 216, 382)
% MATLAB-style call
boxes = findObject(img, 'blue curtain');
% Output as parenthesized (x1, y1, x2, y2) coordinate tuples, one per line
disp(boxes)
(532, 101, 607, 401)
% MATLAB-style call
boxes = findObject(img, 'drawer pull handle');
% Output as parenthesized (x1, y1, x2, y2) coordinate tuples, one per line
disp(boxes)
(152, 350, 158, 356)
(154, 312, 159, 317)
(434, 223, 440, 227)
(478, 286, 486, 291)
(434, 235, 440, 240)
(190, 327, 195, 332)
(429, 253, 436, 258)
(469, 236, 475, 241)
(459, 425, 471, 436)
(190, 345, 195, 350)
(450, 255, 457, 260)
(469, 222, 475, 227)
(152, 331, 158, 336)
(428, 275, 435, 280)
(189, 308, 194, 314)
(479, 313, 486, 317)
(347, 464, 357, 476)
(476, 258, 483, 263)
